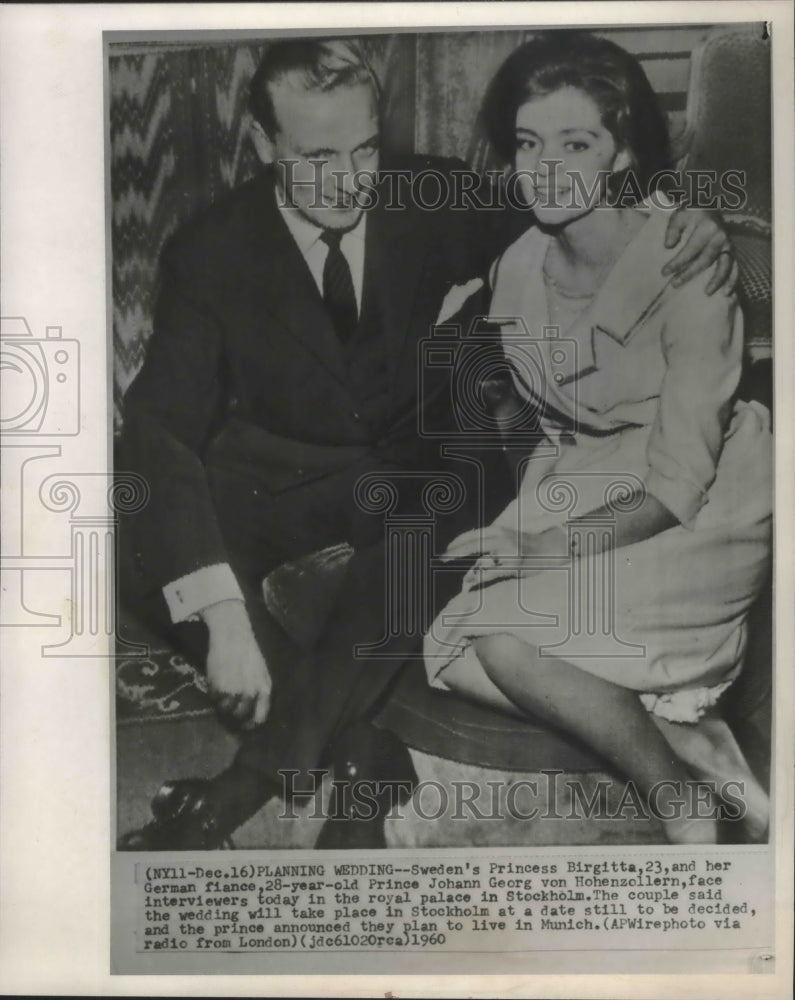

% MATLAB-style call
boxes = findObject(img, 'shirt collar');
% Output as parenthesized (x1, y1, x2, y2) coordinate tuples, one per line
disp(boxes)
(275, 185, 367, 254)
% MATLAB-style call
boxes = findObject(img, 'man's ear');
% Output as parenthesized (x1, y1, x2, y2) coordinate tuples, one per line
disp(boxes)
(249, 118, 275, 165)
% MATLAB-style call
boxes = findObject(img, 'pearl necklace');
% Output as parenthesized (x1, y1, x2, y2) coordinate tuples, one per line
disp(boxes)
(541, 265, 599, 300)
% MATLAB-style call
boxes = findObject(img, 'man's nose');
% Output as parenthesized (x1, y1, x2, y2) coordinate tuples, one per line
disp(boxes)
(330, 154, 357, 191)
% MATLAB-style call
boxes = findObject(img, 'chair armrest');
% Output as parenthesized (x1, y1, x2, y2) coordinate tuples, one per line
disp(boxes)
(727, 214, 772, 239)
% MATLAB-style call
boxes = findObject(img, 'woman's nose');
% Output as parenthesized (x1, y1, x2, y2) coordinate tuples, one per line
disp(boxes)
(538, 156, 563, 181)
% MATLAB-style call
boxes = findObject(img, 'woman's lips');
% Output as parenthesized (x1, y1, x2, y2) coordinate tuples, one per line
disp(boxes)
(532, 187, 573, 205)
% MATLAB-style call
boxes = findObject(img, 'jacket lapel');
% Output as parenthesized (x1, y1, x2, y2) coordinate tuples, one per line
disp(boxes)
(239, 169, 433, 400)
(524, 205, 676, 389)
(241, 173, 350, 387)
(585, 204, 675, 346)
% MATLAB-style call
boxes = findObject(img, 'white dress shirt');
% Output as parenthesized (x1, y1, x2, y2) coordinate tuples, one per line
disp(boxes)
(278, 195, 366, 312)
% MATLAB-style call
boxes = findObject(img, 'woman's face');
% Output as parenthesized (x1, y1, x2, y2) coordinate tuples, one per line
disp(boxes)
(513, 85, 630, 225)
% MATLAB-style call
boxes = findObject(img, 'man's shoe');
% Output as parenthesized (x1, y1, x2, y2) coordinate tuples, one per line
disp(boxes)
(314, 723, 419, 850)
(117, 779, 234, 850)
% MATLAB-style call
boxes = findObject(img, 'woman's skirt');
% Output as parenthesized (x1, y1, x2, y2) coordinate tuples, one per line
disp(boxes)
(423, 401, 772, 722)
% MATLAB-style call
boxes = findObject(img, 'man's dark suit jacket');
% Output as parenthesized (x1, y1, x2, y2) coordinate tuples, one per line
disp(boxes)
(120, 154, 520, 777)
(121, 156, 513, 586)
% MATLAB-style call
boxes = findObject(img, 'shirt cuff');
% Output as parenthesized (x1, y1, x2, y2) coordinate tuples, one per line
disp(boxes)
(644, 468, 707, 530)
(162, 563, 245, 623)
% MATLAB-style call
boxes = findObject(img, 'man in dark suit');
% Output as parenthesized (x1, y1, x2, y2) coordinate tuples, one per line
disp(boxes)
(118, 38, 734, 849)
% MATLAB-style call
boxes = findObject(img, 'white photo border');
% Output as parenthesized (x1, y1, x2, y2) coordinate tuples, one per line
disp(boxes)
(1, 3, 792, 996)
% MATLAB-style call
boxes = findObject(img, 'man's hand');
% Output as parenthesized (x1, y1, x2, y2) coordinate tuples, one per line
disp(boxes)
(662, 207, 738, 295)
(200, 599, 272, 730)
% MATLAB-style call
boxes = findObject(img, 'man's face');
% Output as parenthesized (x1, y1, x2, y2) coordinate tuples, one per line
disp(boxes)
(263, 78, 379, 231)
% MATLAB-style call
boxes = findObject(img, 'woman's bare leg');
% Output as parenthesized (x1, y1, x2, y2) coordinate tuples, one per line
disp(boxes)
(652, 715, 770, 840)
(439, 645, 526, 717)
(453, 633, 717, 842)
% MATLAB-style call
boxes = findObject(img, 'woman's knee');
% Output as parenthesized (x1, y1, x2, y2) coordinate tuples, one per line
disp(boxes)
(440, 649, 523, 716)
(472, 633, 531, 673)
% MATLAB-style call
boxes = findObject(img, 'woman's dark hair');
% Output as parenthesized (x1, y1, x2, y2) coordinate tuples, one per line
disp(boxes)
(482, 31, 671, 199)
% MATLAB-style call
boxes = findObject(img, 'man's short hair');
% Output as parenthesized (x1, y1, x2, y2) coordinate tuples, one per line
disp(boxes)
(249, 38, 381, 137)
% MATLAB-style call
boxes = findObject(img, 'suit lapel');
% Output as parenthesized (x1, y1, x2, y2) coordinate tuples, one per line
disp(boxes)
(239, 170, 433, 399)
(241, 173, 350, 387)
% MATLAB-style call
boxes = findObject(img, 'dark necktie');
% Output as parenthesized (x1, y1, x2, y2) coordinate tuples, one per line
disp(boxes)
(320, 230, 357, 344)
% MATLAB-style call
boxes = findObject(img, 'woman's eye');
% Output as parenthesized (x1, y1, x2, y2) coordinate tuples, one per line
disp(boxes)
(564, 141, 590, 152)
(516, 138, 537, 152)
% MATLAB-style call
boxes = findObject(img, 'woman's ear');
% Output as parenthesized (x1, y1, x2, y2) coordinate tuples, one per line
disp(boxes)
(249, 118, 275, 165)
(612, 147, 633, 175)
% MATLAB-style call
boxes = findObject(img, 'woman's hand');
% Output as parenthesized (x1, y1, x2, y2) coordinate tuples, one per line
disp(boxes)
(442, 525, 524, 561)
(443, 524, 567, 563)
(444, 526, 524, 592)
(454, 526, 567, 590)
